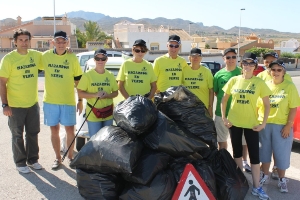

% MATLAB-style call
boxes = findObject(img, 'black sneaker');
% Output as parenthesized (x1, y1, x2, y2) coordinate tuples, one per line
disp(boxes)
(243, 163, 252, 173)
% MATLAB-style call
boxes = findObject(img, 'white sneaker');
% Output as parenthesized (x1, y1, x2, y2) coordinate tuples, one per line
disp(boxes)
(259, 174, 270, 187)
(28, 162, 43, 170)
(278, 178, 289, 193)
(17, 166, 32, 174)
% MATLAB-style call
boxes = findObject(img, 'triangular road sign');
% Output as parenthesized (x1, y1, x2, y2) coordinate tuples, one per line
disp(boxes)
(172, 163, 215, 200)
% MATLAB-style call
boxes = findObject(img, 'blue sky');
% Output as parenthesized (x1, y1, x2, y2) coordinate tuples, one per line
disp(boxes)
(1, 0, 298, 33)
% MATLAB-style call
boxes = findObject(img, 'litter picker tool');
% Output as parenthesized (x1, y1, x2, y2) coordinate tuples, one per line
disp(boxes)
(62, 97, 100, 162)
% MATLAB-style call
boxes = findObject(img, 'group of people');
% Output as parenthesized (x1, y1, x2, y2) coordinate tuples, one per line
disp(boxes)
(0, 29, 83, 172)
(0, 29, 298, 199)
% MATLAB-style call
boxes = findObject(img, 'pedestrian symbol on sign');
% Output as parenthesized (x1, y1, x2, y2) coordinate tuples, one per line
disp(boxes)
(184, 180, 200, 200)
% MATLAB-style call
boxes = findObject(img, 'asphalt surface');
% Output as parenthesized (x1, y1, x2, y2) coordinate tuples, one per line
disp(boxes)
(0, 74, 299, 200)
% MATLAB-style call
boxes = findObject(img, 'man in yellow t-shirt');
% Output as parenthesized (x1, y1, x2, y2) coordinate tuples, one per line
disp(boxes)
(182, 48, 213, 115)
(41, 31, 83, 169)
(153, 35, 189, 92)
(257, 52, 292, 81)
(0, 29, 43, 173)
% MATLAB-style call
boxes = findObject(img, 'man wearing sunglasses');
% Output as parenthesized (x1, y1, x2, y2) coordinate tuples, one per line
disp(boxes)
(257, 52, 292, 82)
(153, 35, 189, 92)
(41, 30, 83, 169)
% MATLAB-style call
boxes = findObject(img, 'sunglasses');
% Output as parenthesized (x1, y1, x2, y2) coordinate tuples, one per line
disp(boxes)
(169, 44, 180, 48)
(134, 49, 146, 53)
(242, 62, 256, 67)
(271, 68, 283, 72)
(94, 56, 107, 61)
(225, 56, 237, 60)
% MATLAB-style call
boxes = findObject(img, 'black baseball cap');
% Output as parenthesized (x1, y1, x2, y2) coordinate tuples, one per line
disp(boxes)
(190, 48, 202, 56)
(54, 30, 68, 40)
(133, 39, 147, 47)
(269, 60, 285, 68)
(243, 52, 258, 63)
(223, 48, 236, 56)
(168, 35, 181, 44)
(94, 49, 107, 57)
(263, 52, 279, 59)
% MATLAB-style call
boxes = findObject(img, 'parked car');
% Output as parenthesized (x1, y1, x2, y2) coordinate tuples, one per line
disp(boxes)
(294, 106, 300, 143)
(253, 64, 266, 76)
(76, 50, 123, 71)
(200, 61, 222, 76)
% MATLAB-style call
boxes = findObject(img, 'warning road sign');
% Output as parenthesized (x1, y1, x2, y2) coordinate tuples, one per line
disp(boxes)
(172, 163, 215, 200)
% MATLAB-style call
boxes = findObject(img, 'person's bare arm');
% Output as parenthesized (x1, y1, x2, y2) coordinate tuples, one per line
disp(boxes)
(0, 77, 12, 116)
(221, 93, 231, 128)
(148, 81, 157, 99)
(253, 96, 270, 132)
(281, 107, 297, 138)
(208, 88, 214, 117)
(75, 80, 83, 115)
(118, 81, 129, 99)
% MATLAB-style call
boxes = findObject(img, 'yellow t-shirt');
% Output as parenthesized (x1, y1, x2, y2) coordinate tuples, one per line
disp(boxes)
(0, 50, 42, 107)
(257, 80, 300, 125)
(77, 69, 118, 122)
(223, 75, 271, 128)
(153, 54, 188, 92)
(116, 59, 157, 96)
(41, 50, 83, 105)
(183, 65, 213, 108)
(257, 69, 292, 82)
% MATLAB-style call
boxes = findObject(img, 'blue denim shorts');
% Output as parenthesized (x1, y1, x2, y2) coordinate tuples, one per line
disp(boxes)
(259, 123, 293, 170)
(43, 102, 76, 126)
(87, 119, 113, 138)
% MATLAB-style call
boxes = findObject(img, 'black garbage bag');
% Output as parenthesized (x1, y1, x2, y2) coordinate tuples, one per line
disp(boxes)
(169, 157, 195, 182)
(122, 148, 170, 185)
(154, 86, 217, 149)
(206, 149, 249, 200)
(143, 111, 209, 157)
(70, 126, 143, 174)
(119, 170, 176, 200)
(194, 160, 217, 199)
(76, 169, 124, 200)
(114, 95, 158, 135)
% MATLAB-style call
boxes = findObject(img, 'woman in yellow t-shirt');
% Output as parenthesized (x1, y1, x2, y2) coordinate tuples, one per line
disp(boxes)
(182, 48, 214, 117)
(258, 60, 300, 193)
(77, 49, 118, 137)
(116, 39, 157, 99)
(221, 52, 271, 199)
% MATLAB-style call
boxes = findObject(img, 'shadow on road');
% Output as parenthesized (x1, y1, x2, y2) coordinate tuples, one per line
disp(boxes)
(292, 142, 300, 153)
(20, 167, 80, 199)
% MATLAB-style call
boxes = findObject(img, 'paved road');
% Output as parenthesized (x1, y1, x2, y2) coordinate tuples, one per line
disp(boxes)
(0, 77, 299, 200)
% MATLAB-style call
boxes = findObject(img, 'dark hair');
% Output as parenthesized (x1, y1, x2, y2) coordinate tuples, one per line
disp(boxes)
(13, 28, 31, 41)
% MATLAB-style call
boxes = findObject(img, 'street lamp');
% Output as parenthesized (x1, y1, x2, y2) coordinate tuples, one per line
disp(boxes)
(189, 22, 193, 35)
(237, 8, 245, 62)
(53, 0, 56, 34)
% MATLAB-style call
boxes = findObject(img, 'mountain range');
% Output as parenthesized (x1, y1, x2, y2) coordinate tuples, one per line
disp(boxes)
(1, 10, 299, 38)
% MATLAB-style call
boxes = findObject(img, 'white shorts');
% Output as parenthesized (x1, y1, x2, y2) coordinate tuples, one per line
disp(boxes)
(214, 116, 246, 145)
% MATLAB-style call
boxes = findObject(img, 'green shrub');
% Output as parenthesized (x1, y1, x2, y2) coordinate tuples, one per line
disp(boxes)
(280, 52, 295, 58)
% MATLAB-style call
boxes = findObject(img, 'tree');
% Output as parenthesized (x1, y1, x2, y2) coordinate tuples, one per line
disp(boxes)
(75, 21, 112, 48)
(75, 28, 87, 48)
(205, 44, 210, 49)
(280, 52, 295, 58)
(84, 21, 107, 41)
(245, 47, 272, 57)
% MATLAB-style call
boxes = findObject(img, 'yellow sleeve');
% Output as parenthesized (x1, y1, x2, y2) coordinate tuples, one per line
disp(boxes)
(0, 56, 11, 78)
(222, 77, 235, 95)
(288, 84, 300, 108)
(153, 59, 160, 77)
(285, 73, 293, 82)
(77, 73, 89, 91)
(207, 70, 214, 89)
(73, 56, 83, 77)
(259, 81, 272, 98)
(110, 73, 119, 91)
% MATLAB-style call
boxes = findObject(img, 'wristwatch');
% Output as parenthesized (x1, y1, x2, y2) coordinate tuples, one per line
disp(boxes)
(2, 104, 8, 108)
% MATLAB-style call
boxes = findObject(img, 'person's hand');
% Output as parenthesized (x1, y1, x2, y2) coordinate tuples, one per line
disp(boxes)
(253, 124, 265, 132)
(77, 101, 83, 115)
(223, 118, 232, 128)
(208, 107, 213, 118)
(66, 47, 73, 54)
(95, 91, 107, 99)
(281, 125, 292, 138)
(3, 106, 12, 117)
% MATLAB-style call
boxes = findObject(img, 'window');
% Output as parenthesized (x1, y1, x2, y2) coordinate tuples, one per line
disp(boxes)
(150, 43, 159, 51)
(36, 41, 50, 48)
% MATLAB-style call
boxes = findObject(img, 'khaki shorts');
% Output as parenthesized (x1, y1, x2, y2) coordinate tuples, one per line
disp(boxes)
(214, 116, 246, 145)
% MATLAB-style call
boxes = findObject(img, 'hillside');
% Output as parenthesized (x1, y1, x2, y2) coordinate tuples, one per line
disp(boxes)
(1, 10, 299, 39)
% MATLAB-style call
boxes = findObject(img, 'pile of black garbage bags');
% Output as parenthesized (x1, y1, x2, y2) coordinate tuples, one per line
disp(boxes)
(70, 86, 249, 200)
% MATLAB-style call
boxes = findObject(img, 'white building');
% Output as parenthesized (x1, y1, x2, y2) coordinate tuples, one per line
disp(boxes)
(112, 21, 193, 53)
(274, 38, 300, 53)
